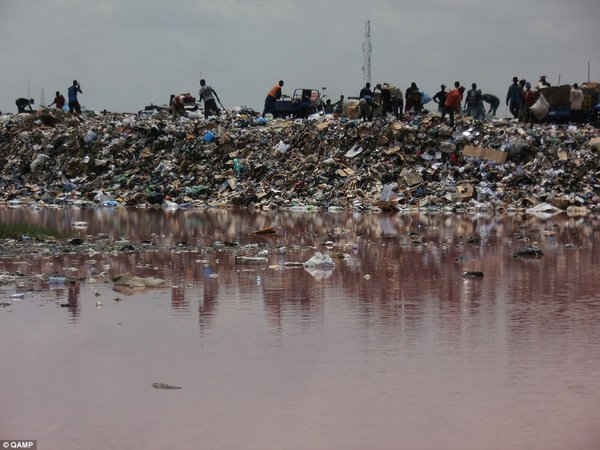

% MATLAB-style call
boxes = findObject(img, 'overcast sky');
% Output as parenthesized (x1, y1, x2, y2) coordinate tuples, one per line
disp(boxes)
(1, 0, 598, 113)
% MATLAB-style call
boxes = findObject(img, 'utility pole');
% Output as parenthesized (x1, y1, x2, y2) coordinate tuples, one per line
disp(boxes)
(588, 60, 591, 83)
(362, 20, 372, 86)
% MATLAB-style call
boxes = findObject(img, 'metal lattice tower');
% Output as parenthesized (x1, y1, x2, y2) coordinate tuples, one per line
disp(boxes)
(362, 20, 372, 85)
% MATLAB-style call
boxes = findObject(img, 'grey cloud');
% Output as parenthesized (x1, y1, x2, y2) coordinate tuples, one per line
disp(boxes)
(1, 0, 598, 113)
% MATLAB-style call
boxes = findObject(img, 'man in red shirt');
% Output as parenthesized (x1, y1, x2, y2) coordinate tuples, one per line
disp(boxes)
(444, 82, 464, 127)
(49, 91, 66, 110)
(522, 82, 536, 123)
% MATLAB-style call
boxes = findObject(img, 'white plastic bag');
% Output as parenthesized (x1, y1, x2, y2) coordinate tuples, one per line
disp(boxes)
(530, 94, 550, 120)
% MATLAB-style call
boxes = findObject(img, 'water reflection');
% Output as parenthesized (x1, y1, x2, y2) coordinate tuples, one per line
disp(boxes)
(1, 209, 600, 333)
(2, 208, 600, 449)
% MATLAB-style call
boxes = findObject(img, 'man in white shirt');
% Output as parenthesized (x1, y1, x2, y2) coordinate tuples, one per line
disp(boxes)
(199, 79, 223, 119)
(570, 83, 584, 123)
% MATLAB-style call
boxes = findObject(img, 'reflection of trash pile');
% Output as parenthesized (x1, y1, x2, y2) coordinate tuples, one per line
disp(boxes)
(0, 109, 599, 212)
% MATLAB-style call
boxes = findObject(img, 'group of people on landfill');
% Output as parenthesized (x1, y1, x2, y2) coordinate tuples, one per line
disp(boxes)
(16, 81, 83, 115)
(14, 75, 590, 126)
(357, 81, 500, 126)
(505, 75, 585, 123)
(505, 75, 549, 121)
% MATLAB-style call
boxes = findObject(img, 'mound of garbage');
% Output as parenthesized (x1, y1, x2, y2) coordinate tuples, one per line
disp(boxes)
(0, 109, 599, 212)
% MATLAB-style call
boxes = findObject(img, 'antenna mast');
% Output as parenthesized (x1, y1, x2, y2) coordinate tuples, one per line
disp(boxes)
(362, 20, 372, 85)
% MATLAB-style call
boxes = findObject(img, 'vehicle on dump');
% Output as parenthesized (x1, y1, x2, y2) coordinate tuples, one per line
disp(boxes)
(273, 89, 321, 118)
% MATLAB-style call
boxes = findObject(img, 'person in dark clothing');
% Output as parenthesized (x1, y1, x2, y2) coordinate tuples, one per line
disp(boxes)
(48, 91, 66, 110)
(199, 79, 222, 118)
(405, 82, 421, 113)
(68, 80, 83, 114)
(465, 83, 485, 120)
(359, 82, 373, 100)
(359, 83, 374, 121)
(506, 77, 522, 119)
(388, 85, 403, 119)
(433, 85, 447, 115)
(538, 75, 551, 90)
(263, 80, 284, 116)
(381, 83, 393, 116)
(324, 99, 334, 114)
(15, 98, 34, 113)
(333, 95, 344, 115)
(482, 94, 500, 116)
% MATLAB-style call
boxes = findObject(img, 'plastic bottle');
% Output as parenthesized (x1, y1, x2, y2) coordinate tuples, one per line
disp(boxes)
(233, 158, 241, 177)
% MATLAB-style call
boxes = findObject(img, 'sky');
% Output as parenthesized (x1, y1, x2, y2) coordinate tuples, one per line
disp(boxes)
(1, 0, 598, 113)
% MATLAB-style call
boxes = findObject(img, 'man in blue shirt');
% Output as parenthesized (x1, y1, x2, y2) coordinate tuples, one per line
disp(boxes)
(68, 80, 83, 114)
(506, 76, 522, 119)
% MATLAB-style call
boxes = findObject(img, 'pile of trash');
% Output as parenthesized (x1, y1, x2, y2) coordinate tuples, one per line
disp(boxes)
(0, 108, 599, 212)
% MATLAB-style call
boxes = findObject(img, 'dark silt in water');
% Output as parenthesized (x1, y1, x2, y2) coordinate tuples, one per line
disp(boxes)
(1, 207, 600, 450)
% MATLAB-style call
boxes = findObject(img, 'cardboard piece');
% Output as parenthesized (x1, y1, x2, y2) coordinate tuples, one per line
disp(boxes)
(462, 145, 507, 164)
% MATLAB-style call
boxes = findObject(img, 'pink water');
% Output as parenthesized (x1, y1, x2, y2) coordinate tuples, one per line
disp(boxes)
(1, 208, 599, 450)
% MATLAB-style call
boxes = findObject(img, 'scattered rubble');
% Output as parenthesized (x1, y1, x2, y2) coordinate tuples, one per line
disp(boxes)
(513, 247, 544, 259)
(112, 274, 167, 290)
(0, 109, 598, 211)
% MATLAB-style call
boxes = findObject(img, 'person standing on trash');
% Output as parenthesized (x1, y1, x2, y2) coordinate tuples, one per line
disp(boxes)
(263, 80, 284, 117)
(405, 82, 422, 114)
(389, 84, 403, 119)
(433, 84, 447, 115)
(48, 91, 66, 110)
(68, 80, 83, 114)
(381, 83, 393, 116)
(570, 83, 584, 123)
(506, 77, 523, 118)
(359, 82, 374, 121)
(465, 83, 484, 118)
(360, 82, 373, 100)
(333, 95, 344, 115)
(482, 93, 500, 116)
(15, 98, 34, 113)
(199, 79, 222, 118)
(444, 83, 463, 127)
(522, 82, 537, 123)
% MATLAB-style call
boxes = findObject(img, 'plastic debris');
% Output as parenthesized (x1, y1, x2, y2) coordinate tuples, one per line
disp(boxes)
(0, 108, 598, 212)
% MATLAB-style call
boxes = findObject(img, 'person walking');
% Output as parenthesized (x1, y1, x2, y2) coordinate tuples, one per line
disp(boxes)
(198, 79, 223, 118)
(263, 80, 284, 117)
(444, 83, 463, 127)
(433, 84, 447, 115)
(506, 77, 522, 118)
(68, 80, 83, 114)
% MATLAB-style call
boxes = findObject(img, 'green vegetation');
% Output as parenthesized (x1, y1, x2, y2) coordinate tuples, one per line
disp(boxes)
(0, 222, 69, 240)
